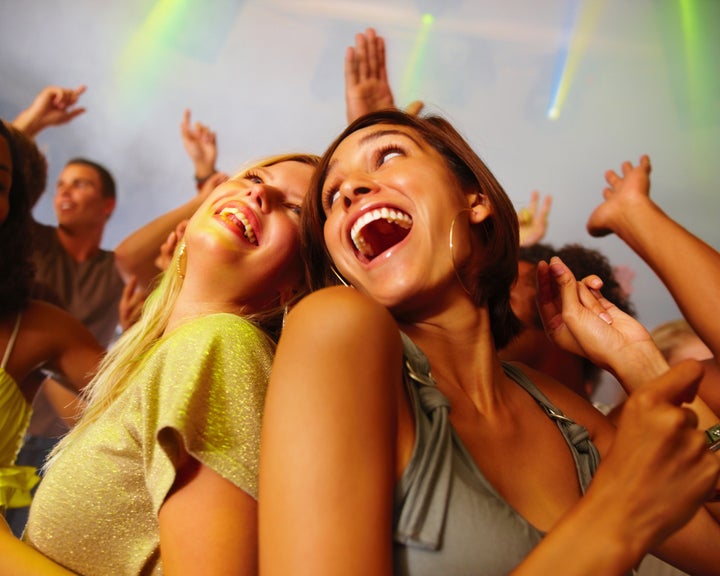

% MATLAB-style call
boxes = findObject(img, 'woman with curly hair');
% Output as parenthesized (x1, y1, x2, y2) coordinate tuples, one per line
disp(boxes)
(0, 120, 104, 514)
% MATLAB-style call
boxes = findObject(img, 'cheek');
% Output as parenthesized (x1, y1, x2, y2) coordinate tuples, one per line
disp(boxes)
(322, 216, 344, 261)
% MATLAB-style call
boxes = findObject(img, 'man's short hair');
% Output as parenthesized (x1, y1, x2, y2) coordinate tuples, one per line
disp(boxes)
(66, 157, 116, 200)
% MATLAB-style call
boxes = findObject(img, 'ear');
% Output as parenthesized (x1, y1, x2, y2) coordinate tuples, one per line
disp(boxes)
(104, 197, 116, 219)
(465, 189, 492, 225)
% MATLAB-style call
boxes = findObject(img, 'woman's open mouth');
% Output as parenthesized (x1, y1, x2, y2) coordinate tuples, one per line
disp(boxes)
(350, 207, 412, 261)
(217, 206, 258, 245)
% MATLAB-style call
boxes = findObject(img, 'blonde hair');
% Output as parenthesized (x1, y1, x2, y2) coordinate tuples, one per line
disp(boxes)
(650, 318, 704, 361)
(47, 152, 319, 465)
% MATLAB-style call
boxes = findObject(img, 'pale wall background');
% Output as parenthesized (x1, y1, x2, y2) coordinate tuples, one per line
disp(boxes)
(2, 0, 718, 345)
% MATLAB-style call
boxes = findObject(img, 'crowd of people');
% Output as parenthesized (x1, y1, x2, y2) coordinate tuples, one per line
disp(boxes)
(0, 27, 719, 576)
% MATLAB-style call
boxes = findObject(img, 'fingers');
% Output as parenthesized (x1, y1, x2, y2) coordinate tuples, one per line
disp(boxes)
(175, 219, 189, 239)
(648, 358, 705, 407)
(155, 231, 178, 271)
(122, 275, 138, 301)
(377, 34, 388, 83)
(344, 46, 358, 86)
(580, 274, 604, 292)
(561, 262, 613, 323)
(354, 31, 368, 80)
(527, 190, 539, 212)
(351, 28, 383, 81)
(639, 154, 651, 174)
(365, 27, 379, 79)
(405, 100, 424, 116)
(546, 257, 612, 324)
(200, 172, 228, 196)
(537, 193, 552, 221)
(119, 276, 145, 330)
(605, 169, 620, 188)
(180, 109, 191, 134)
(535, 260, 563, 332)
(49, 85, 85, 109)
(65, 108, 86, 122)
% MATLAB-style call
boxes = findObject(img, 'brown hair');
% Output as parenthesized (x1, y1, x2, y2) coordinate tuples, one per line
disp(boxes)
(301, 110, 521, 348)
(65, 157, 116, 200)
(0, 120, 36, 316)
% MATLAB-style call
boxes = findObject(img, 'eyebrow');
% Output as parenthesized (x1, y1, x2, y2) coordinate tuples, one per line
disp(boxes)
(324, 128, 424, 183)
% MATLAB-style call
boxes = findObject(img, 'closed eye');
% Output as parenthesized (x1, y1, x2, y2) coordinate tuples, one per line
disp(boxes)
(322, 181, 341, 211)
(376, 145, 405, 167)
(283, 202, 301, 216)
(244, 171, 263, 184)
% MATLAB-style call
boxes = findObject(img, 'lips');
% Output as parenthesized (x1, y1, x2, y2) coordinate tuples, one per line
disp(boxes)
(216, 204, 259, 245)
(350, 206, 412, 260)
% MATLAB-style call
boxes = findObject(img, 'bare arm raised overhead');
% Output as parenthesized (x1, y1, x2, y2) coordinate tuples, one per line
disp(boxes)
(345, 28, 423, 124)
(114, 110, 227, 290)
(587, 155, 720, 361)
(12, 85, 87, 139)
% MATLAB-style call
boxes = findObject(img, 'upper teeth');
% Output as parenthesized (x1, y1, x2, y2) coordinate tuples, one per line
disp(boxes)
(220, 207, 257, 245)
(350, 207, 412, 253)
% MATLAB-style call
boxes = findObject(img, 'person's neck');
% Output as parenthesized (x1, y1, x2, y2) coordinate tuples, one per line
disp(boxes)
(56, 224, 104, 262)
(399, 300, 505, 412)
(165, 282, 257, 334)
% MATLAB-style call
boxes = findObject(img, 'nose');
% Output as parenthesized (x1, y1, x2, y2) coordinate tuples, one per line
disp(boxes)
(339, 173, 377, 209)
(246, 183, 271, 212)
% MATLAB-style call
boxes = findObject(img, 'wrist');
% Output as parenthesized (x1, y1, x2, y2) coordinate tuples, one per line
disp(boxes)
(611, 343, 669, 393)
(608, 198, 663, 246)
(194, 170, 217, 189)
(11, 112, 40, 138)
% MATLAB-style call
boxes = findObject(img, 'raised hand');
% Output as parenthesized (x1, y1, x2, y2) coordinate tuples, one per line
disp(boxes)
(118, 276, 147, 331)
(154, 220, 188, 272)
(12, 85, 87, 138)
(404, 100, 425, 117)
(517, 190, 552, 247)
(536, 256, 666, 388)
(345, 28, 395, 124)
(180, 109, 218, 181)
(197, 171, 229, 198)
(587, 154, 652, 237)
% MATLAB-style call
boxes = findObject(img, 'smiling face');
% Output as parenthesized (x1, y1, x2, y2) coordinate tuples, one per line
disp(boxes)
(183, 159, 315, 312)
(320, 124, 475, 316)
(54, 163, 115, 230)
(304, 110, 522, 347)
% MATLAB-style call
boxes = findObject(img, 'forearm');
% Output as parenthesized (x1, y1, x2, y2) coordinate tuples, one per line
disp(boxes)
(114, 196, 203, 288)
(611, 199, 720, 358)
(12, 110, 42, 139)
(0, 524, 77, 575)
(611, 346, 720, 444)
(512, 493, 643, 576)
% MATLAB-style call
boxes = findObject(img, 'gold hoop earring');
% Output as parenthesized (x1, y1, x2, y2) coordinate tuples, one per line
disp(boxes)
(449, 209, 472, 296)
(176, 242, 187, 279)
(330, 265, 351, 288)
(282, 305, 289, 330)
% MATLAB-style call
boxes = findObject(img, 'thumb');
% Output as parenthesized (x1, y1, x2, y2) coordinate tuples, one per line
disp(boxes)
(404, 100, 424, 116)
(547, 256, 580, 307)
(647, 359, 704, 407)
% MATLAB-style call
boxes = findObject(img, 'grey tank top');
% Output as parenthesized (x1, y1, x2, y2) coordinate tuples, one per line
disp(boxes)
(394, 333, 602, 576)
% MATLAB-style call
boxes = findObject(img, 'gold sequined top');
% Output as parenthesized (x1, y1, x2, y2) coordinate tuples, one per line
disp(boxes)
(24, 313, 274, 575)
